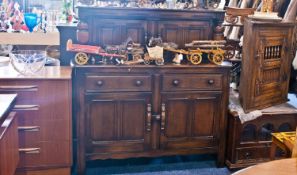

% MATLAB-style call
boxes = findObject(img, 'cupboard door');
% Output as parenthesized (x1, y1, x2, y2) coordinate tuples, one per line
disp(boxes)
(160, 92, 221, 150)
(158, 21, 211, 48)
(93, 19, 147, 46)
(85, 92, 152, 155)
(253, 30, 291, 106)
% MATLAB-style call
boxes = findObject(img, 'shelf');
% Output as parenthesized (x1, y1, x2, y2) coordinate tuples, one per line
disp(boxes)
(0, 32, 60, 45)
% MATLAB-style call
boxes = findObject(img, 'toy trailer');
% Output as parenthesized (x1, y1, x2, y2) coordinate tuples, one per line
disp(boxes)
(66, 39, 126, 65)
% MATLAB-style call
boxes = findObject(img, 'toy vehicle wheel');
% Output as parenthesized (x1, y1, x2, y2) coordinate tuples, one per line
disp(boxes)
(206, 0, 220, 9)
(224, 45, 235, 60)
(75, 52, 89, 65)
(155, 58, 164, 66)
(144, 53, 151, 65)
(213, 54, 224, 65)
(190, 53, 202, 65)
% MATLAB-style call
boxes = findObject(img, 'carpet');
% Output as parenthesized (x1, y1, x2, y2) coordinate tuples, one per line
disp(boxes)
(82, 154, 231, 175)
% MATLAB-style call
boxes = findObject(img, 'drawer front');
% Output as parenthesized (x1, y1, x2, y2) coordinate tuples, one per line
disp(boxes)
(236, 147, 270, 162)
(85, 75, 151, 92)
(18, 119, 71, 144)
(0, 81, 39, 104)
(18, 141, 71, 168)
(162, 74, 222, 91)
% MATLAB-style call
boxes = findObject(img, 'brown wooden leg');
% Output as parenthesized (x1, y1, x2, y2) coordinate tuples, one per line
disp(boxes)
(270, 143, 277, 160)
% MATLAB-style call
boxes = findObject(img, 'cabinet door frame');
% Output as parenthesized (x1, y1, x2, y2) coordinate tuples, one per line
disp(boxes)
(84, 92, 153, 158)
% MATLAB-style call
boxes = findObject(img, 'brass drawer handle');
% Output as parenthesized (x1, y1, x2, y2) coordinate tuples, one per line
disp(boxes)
(146, 104, 152, 132)
(208, 79, 214, 85)
(96, 80, 104, 86)
(18, 126, 40, 132)
(0, 85, 38, 91)
(14, 105, 39, 110)
(19, 148, 40, 154)
(161, 103, 166, 131)
(135, 80, 143, 86)
(172, 80, 180, 86)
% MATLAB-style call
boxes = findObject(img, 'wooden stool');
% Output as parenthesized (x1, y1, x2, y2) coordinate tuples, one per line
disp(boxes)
(270, 131, 296, 160)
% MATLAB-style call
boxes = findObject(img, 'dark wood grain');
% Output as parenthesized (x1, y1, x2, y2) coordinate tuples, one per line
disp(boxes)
(74, 64, 230, 175)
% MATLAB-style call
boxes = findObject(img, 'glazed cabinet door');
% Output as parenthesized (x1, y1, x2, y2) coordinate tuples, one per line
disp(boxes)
(158, 21, 212, 48)
(92, 19, 147, 46)
(84, 92, 152, 157)
(159, 92, 221, 150)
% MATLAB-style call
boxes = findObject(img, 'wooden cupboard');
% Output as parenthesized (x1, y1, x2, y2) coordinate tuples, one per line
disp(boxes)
(239, 18, 295, 112)
(0, 66, 72, 175)
(73, 64, 230, 174)
(0, 94, 18, 175)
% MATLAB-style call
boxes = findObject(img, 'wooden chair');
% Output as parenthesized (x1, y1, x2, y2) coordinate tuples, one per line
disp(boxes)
(270, 128, 297, 159)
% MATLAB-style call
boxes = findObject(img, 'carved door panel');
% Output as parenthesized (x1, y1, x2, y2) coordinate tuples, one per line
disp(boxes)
(93, 19, 147, 46)
(85, 92, 152, 155)
(159, 92, 221, 150)
(158, 21, 211, 48)
(253, 30, 291, 105)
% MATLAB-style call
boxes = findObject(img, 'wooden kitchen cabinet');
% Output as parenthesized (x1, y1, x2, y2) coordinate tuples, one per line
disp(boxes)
(0, 66, 72, 175)
(74, 64, 230, 174)
(239, 18, 295, 112)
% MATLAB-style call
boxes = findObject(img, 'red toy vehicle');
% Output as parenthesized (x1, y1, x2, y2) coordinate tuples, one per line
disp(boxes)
(66, 39, 126, 65)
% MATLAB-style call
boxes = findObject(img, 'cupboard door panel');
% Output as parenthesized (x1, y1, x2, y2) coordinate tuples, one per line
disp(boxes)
(192, 99, 215, 137)
(94, 20, 147, 46)
(89, 101, 116, 141)
(160, 92, 221, 150)
(85, 93, 152, 154)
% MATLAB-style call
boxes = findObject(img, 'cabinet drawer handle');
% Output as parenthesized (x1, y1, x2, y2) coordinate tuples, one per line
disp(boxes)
(0, 85, 38, 91)
(208, 79, 214, 85)
(172, 80, 180, 86)
(245, 152, 251, 159)
(96, 80, 104, 86)
(161, 103, 166, 131)
(14, 105, 39, 110)
(135, 80, 143, 86)
(146, 104, 152, 132)
(18, 126, 40, 132)
(19, 148, 40, 154)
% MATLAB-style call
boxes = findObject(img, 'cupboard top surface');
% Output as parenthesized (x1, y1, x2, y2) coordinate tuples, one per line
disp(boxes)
(77, 6, 225, 20)
(0, 94, 16, 125)
(0, 65, 72, 80)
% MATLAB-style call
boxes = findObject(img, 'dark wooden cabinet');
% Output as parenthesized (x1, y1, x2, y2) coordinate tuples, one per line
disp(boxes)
(226, 94, 297, 169)
(239, 18, 295, 112)
(74, 64, 230, 174)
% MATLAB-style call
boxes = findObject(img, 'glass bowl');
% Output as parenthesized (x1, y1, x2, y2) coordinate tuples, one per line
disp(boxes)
(9, 50, 47, 75)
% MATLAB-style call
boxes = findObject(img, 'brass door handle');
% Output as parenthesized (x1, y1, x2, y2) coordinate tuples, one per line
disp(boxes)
(161, 103, 166, 131)
(146, 104, 152, 132)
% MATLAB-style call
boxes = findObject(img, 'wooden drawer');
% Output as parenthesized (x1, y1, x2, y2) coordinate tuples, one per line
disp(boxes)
(162, 74, 222, 91)
(18, 141, 71, 168)
(236, 147, 270, 162)
(85, 75, 151, 92)
(0, 82, 39, 104)
(18, 119, 71, 144)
